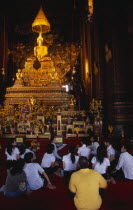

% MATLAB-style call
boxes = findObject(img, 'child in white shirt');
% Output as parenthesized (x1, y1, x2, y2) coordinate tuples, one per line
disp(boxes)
(77, 138, 91, 159)
(24, 152, 56, 191)
(63, 146, 79, 180)
(5, 139, 20, 170)
(113, 144, 133, 180)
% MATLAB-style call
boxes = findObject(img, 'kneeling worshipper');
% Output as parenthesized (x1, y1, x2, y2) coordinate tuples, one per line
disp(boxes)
(3, 159, 29, 198)
(113, 144, 133, 180)
(69, 156, 107, 210)
(24, 152, 56, 191)
(41, 144, 62, 177)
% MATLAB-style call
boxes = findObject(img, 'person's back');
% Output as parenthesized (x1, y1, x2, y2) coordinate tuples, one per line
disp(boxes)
(19, 144, 26, 159)
(4, 159, 26, 197)
(24, 142, 36, 160)
(105, 139, 116, 162)
(91, 145, 110, 175)
(115, 144, 133, 180)
(92, 157, 110, 175)
(24, 153, 44, 190)
(69, 156, 107, 210)
(41, 152, 55, 168)
(5, 170, 26, 194)
(63, 154, 79, 171)
(77, 139, 91, 159)
(93, 142, 99, 153)
(118, 152, 133, 179)
(24, 162, 44, 190)
(24, 152, 55, 190)
(5, 139, 20, 170)
(63, 146, 79, 172)
(50, 136, 62, 160)
(89, 135, 99, 155)
(41, 144, 55, 168)
(5, 139, 20, 161)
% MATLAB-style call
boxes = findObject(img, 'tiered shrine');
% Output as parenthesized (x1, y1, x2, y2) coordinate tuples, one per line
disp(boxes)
(5, 7, 70, 107)
(0, 7, 94, 139)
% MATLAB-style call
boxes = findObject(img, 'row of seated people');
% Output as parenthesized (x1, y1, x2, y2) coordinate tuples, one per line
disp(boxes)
(0, 136, 133, 200)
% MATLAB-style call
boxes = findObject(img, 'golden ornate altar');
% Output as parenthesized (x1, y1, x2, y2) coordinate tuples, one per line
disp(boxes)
(0, 7, 89, 139)
(4, 7, 79, 108)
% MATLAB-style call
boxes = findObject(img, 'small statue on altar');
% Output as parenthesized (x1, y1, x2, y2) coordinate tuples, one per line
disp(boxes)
(15, 69, 24, 86)
(29, 97, 36, 106)
(69, 95, 75, 111)
(70, 95, 75, 106)
(16, 69, 23, 80)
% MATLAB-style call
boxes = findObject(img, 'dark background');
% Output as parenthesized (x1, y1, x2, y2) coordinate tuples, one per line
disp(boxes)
(0, 0, 78, 43)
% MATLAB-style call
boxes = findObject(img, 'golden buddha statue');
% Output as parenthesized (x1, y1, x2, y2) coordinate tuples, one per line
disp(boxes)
(32, 7, 50, 61)
(16, 69, 23, 80)
(68, 95, 75, 110)
(70, 95, 75, 106)
(14, 69, 24, 86)
(34, 33, 48, 60)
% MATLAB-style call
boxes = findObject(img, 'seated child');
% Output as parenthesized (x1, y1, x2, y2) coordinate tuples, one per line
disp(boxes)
(4, 159, 27, 198)
(24, 152, 56, 191)
(41, 144, 62, 177)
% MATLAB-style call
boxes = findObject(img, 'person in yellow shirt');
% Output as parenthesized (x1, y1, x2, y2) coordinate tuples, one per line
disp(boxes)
(69, 156, 107, 210)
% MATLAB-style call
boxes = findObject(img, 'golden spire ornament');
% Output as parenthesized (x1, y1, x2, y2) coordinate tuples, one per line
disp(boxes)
(32, 6, 50, 34)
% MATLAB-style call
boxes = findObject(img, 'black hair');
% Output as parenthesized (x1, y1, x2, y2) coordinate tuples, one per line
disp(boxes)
(10, 159, 25, 176)
(19, 144, 26, 155)
(47, 144, 54, 154)
(96, 145, 106, 164)
(89, 134, 98, 142)
(88, 130, 94, 136)
(86, 138, 91, 146)
(123, 144, 130, 152)
(78, 156, 89, 169)
(99, 141, 106, 148)
(24, 152, 33, 163)
(105, 138, 112, 144)
(50, 135, 55, 143)
(69, 146, 76, 163)
(93, 135, 98, 142)
(25, 141, 31, 149)
(7, 139, 16, 155)
(81, 138, 87, 145)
